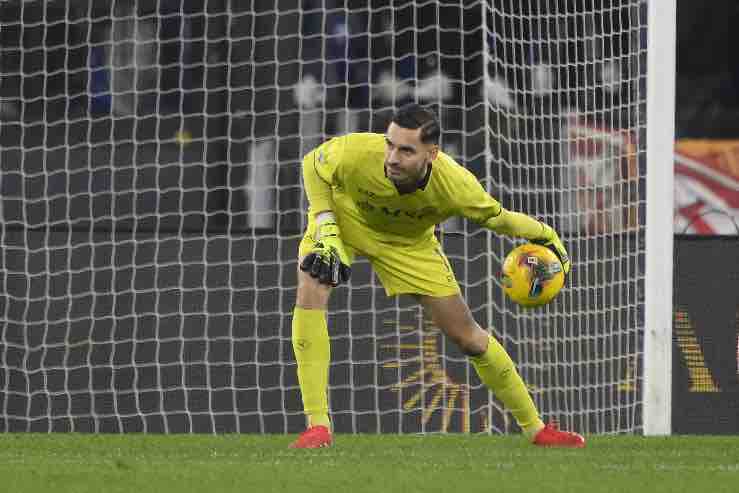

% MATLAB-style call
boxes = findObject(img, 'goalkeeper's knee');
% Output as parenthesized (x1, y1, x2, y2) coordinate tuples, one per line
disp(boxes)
(296, 259, 333, 309)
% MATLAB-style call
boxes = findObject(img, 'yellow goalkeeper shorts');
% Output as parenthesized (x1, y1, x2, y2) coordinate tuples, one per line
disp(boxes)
(298, 215, 460, 297)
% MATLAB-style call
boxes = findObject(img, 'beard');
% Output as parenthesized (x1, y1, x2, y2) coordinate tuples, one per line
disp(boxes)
(385, 159, 428, 186)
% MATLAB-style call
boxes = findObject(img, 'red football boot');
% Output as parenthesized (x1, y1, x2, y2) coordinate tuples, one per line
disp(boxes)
(533, 421, 585, 448)
(289, 425, 333, 449)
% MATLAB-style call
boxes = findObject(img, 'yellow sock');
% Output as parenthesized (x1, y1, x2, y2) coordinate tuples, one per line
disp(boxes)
(470, 335, 544, 439)
(291, 307, 331, 429)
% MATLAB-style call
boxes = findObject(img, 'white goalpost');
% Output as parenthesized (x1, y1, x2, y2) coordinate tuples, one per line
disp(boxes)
(0, 0, 674, 435)
(644, 0, 676, 436)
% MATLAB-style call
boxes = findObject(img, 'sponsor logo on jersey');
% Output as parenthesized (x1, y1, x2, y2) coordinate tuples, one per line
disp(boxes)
(356, 200, 437, 220)
(357, 186, 376, 198)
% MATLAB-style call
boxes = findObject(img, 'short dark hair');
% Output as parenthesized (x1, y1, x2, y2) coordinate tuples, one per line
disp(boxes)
(390, 104, 440, 145)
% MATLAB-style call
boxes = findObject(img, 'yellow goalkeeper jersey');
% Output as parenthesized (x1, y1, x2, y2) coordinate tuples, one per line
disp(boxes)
(303, 133, 503, 247)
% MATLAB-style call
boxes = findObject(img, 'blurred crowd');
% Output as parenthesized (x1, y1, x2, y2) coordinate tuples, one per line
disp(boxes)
(0, 0, 736, 233)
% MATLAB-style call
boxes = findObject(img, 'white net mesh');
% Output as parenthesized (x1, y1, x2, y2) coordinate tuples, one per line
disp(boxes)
(0, 0, 646, 434)
(480, 1, 646, 434)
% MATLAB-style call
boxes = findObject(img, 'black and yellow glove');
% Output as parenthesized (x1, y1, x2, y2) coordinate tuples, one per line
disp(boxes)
(533, 223, 571, 275)
(300, 221, 352, 286)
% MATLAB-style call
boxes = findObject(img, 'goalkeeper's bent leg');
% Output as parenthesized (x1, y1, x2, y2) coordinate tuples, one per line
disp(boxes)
(291, 306, 331, 429)
(470, 335, 545, 439)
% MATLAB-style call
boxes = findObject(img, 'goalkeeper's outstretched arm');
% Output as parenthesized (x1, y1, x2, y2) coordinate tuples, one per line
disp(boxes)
(451, 166, 570, 274)
(483, 208, 571, 274)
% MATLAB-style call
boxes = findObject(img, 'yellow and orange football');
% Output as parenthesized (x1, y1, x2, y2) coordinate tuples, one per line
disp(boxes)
(500, 243, 565, 307)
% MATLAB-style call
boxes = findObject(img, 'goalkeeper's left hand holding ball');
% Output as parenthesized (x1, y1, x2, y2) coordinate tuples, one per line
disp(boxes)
(300, 219, 352, 287)
(532, 223, 570, 274)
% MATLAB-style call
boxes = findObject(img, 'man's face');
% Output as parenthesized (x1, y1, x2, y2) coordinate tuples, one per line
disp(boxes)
(384, 122, 438, 186)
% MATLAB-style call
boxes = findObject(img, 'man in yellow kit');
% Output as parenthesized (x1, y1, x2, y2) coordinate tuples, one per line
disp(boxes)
(290, 104, 585, 449)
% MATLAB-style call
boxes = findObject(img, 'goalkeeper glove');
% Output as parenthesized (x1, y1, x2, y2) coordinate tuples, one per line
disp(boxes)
(532, 223, 571, 275)
(300, 220, 352, 287)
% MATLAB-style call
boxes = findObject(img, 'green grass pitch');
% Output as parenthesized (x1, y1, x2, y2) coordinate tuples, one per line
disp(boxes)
(0, 434, 736, 493)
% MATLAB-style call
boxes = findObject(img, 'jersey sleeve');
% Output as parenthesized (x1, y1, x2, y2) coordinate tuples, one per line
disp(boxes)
(450, 166, 504, 223)
(483, 208, 547, 239)
(450, 165, 547, 239)
(302, 136, 348, 215)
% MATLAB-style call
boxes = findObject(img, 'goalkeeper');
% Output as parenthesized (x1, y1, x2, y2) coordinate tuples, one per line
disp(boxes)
(290, 104, 584, 449)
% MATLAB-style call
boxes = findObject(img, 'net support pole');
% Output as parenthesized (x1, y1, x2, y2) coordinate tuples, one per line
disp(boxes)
(644, 0, 676, 436)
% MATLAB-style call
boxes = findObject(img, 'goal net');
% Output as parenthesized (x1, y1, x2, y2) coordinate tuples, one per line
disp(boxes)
(1, 0, 651, 434)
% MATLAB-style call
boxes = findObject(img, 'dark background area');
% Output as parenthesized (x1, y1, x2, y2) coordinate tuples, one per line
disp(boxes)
(0, 1, 736, 434)
(672, 236, 739, 434)
(0, 0, 650, 235)
(676, 0, 739, 138)
(0, 233, 641, 434)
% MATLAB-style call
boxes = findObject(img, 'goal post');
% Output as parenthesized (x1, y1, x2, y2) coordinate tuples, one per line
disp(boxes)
(644, 0, 676, 436)
(0, 0, 675, 435)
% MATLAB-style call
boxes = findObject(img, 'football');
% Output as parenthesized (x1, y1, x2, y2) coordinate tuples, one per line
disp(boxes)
(500, 243, 565, 307)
